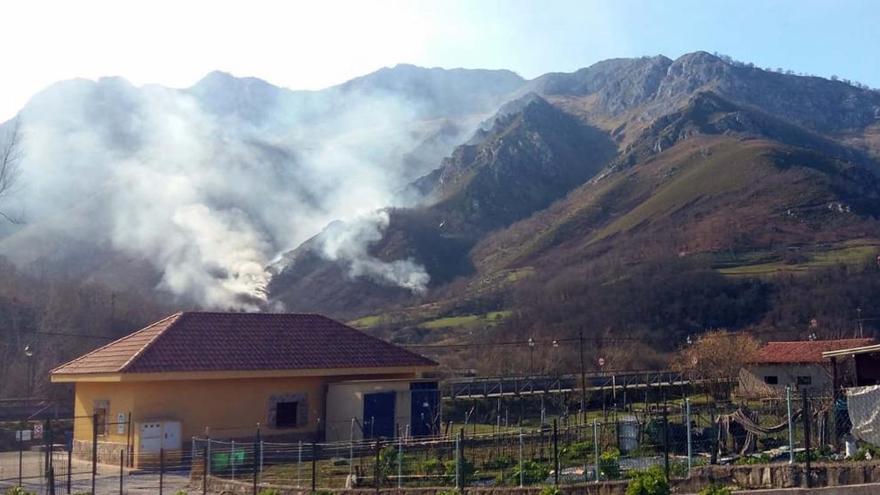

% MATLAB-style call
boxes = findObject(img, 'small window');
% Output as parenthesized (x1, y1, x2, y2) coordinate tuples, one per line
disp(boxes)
(276, 401, 299, 428)
(797, 376, 812, 386)
(764, 376, 778, 385)
(94, 405, 108, 436)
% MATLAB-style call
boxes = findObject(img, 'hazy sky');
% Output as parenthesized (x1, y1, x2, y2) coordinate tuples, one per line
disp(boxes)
(2, 0, 878, 121)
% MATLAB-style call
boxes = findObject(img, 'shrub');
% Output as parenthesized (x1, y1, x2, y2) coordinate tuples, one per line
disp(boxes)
(734, 454, 771, 465)
(6, 488, 36, 495)
(539, 486, 562, 495)
(561, 441, 594, 462)
(484, 454, 516, 470)
(444, 457, 475, 482)
(854, 443, 880, 461)
(599, 448, 621, 480)
(626, 466, 670, 495)
(698, 484, 732, 495)
(510, 459, 550, 485)
(419, 456, 446, 475)
(257, 489, 281, 495)
(669, 460, 689, 478)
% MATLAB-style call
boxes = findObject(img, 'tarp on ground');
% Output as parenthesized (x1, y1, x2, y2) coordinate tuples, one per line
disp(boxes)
(846, 384, 880, 445)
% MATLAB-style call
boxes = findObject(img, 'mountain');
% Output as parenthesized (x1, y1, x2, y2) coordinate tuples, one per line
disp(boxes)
(4, 52, 880, 363)
(268, 52, 880, 352)
(0, 65, 527, 307)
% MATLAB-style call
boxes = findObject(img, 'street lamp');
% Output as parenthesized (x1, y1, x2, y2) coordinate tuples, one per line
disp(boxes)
(528, 338, 535, 376)
(24, 345, 34, 398)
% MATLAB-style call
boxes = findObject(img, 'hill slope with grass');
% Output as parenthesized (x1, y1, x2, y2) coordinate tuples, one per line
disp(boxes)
(267, 53, 880, 364)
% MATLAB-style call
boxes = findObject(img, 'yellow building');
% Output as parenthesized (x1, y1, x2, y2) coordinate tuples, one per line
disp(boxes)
(50, 312, 438, 466)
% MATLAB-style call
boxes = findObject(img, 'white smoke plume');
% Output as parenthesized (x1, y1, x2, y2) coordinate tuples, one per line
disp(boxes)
(3, 73, 475, 309)
(319, 211, 429, 294)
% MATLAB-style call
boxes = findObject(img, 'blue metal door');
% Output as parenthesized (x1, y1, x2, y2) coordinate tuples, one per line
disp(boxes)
(410, 382, 439, 436)
(363, 391, 396, 438)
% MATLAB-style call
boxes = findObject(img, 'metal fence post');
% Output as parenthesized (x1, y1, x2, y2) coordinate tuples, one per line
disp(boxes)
(398, 431, 403, 488)
(552, 419, 559, 486)
(803, 391, 811, 488)
(254, 424, 261, 495)
(160, 447, 165, 495)
(312, 441, 318, 493)
(663, 404, 670, 481)
(202, 444, 208, 495)
(685, 398, 692, 475)
(297, 440, 303, 488)
(91, 413, 98, 495)
(593, 419, 599, 483)
(48, 464, 56, 495)
(119, 448, 124, 495)
(67, 447, 72, 495)
(455, 436, 461, 490)
(231, 439, 236, 480)
(18, 425, 23, 487)
(350, 417, 355, 478)
(519, 429, 524, 488)
(787, 386, 794, 464)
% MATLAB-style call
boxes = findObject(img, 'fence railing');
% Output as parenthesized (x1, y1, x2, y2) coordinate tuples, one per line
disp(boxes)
(0, 389, 860, 494)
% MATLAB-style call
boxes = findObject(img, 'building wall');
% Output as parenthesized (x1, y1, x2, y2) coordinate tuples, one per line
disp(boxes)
(72, 371, 419, 464)
(739, 363, 831, 397)
(324, 380, 415, 442)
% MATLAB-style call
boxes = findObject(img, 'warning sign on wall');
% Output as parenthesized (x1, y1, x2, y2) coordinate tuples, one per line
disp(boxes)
(32, 423, 43, 440)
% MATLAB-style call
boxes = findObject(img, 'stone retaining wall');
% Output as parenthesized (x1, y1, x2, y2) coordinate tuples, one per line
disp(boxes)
(192, 461, 880, 494)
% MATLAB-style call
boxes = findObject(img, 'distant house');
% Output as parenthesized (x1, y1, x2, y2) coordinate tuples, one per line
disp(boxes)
(50, 312, 438, 466)
(739, 338, 873, 397)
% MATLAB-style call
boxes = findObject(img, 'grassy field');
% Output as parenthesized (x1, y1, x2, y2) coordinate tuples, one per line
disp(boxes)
(717, 241, 879, 277)
(419, 311, 512, 329)
(350, 310, 512, 330)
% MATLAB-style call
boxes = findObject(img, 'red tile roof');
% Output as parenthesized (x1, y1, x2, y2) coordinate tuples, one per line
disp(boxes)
(52, 312, 437, 375)
(752, 338, 875, 364)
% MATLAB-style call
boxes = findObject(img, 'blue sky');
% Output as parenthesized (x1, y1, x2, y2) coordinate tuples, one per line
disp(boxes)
(2, 0, 878, 120)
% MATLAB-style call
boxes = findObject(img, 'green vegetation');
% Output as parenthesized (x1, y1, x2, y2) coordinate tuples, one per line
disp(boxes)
(854, 443, 880, 461)
(5, 488, 36, 495)
(348, 314, 385, 328)
(418, 311, 512, 329)
(599, 448, 622, 480)
(257, 489, 281, 495)
(698, 484, 732, 495)
(538, 486, 562, 495)
(718, 242, 878, 277)
(734, 453, 772, 465)
(626, 466, 670, 495)
(511, 459, 551, 485)
(561, 440, 594, 463)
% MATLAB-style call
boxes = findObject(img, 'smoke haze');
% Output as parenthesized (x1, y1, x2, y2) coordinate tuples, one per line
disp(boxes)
(0, 69, 518, 309)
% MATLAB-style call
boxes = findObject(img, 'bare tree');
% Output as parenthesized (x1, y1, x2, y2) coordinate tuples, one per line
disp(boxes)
(673, 330, 761, 399)
(0, 118, 23, 223)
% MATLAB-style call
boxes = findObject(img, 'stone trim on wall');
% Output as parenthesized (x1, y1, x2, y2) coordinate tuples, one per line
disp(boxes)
(267, 392, 309, 429)
(72, 438, 127, 465)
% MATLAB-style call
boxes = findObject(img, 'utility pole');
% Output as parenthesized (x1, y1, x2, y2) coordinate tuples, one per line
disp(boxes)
(528, 338, 535, 376)
(857, 307, 864, 338)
